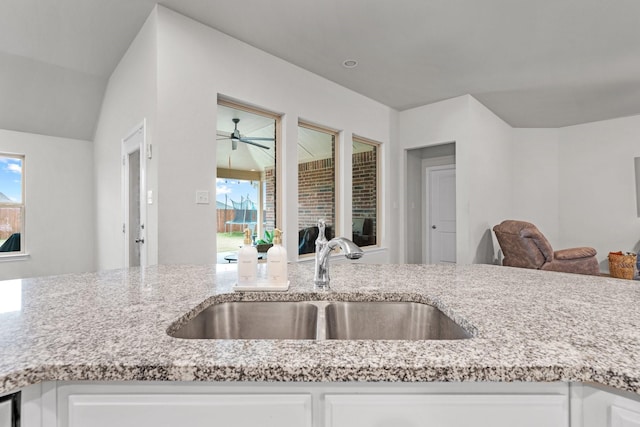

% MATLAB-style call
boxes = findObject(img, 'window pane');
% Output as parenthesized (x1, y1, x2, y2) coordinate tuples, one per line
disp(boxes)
(298, 124, 336, 255)
(0, 207, 22, 252)
(352, 139, 378, 247)
(216, 103, 277, 262)
(0, 155, 23, 253)
(0, 156, 22, 204)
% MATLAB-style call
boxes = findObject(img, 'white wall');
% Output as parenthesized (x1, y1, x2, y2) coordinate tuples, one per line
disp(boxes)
(511, 129, 560, 244)
(558, 115, 640, 270)
(153, 7, 394, 265)
(466, 97, 513, 264)
(93, 9, 158, 271)
(0, 129, 94, 279)
(510, 116, 640, 271)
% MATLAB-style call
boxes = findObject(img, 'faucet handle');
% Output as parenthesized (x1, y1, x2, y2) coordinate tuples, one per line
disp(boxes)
(317, 219, 327, 240)
(315, 219, 328, 251)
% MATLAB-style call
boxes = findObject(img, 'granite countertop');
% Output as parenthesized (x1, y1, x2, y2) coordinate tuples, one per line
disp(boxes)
(1, 263, 640, 395)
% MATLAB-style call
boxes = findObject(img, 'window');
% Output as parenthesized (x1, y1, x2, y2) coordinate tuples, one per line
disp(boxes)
(215, 99, 279, 261)
(298, 122, 338, 256)
(0, 154, 24, 254)
(352, 137, 380, 248)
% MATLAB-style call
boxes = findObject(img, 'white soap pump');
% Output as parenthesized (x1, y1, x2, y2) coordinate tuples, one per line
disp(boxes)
(267, 228, 288, 285)
(237, 228, 257, 285)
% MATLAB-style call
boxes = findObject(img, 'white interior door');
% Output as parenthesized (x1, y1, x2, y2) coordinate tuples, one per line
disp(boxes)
(428, 166, 456, 264)
(122, 123, 147, 268)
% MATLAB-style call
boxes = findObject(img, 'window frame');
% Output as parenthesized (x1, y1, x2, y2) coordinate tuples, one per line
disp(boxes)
(297, 121, 340, 258)
(351, 136, 381, 249)
(0, 153, 25, 256)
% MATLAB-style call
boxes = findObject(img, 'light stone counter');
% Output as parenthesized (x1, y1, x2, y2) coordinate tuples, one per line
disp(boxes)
(1, 263, 639, 395)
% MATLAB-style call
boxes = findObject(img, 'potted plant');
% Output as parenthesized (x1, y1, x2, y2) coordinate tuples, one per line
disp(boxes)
(255, 230, 274, 253)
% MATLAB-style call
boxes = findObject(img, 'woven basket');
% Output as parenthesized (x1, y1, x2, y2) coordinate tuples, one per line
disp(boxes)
(608, 251, 637, 280)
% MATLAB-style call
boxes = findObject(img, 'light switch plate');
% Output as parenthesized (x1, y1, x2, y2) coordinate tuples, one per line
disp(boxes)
(196, 190, 210, 204)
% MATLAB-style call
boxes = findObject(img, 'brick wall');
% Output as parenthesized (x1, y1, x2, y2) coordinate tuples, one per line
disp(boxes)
(264, 167, 276, 229)
(352, 150, 377, 242)
(297, 149, 377, 241)
(298, 157, 335, 235)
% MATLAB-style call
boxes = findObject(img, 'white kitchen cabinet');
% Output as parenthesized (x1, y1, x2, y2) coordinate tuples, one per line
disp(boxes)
(52, 381, 571, 427)
(325, 393, 568, 427)
(581, 384, 640, 427)
(12, 378, 640, 427)
(67, 393, 311, 427)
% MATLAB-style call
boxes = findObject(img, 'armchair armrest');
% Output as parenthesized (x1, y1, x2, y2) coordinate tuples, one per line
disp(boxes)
(554, 247, 596, 260)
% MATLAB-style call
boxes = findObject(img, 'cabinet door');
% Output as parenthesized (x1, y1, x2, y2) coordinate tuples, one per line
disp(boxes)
(325, 394, 568, 427)
(0, 392, 18, 427)
(68, 394, 311, 427)
(612, 405, 640, 427)
(582, 385, 640, 427)
(0, 399, 12, 427)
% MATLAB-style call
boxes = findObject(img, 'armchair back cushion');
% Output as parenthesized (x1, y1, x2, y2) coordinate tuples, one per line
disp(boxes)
(493, 220, 552, 269)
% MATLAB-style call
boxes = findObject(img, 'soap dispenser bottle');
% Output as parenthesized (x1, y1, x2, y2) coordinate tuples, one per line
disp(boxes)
(237, 228, 257, 285)
(267, 228, 288, 284)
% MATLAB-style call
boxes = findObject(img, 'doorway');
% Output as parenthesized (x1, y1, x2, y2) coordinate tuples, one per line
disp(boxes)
(405, 143, 456, 264)
(122, 122, 147, 268)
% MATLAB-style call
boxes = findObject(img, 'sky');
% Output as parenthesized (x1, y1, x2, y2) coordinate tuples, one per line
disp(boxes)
(216, 178, 258, 208)
(0, 157, 22, 202)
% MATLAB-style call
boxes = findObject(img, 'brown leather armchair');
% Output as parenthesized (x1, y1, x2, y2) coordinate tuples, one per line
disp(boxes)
(493, 220, 600, 276)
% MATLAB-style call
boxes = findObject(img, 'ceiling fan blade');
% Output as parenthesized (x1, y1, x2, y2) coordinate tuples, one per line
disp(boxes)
(239, 136, 275, 141)
(240, 138, 270, 149)
(217, 137, 231, 140)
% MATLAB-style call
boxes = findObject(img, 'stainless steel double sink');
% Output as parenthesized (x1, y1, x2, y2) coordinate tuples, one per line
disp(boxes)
(169, 301, 472, 341)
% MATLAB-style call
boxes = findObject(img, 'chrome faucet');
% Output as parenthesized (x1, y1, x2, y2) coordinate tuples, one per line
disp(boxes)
(314, 219, 364, 290)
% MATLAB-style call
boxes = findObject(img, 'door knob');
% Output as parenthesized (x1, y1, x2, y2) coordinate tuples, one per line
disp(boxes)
(431, 225, 436, 229)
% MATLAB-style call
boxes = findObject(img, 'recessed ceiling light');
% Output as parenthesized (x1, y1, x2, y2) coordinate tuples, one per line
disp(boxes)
(342, 59, 358, 69)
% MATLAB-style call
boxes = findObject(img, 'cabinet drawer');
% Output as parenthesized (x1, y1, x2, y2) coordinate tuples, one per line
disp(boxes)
(68, 393, 311, 427)
(325, 394, 568, 427)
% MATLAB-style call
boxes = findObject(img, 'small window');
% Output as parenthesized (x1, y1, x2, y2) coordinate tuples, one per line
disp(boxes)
(297, 122, 338, 256)
(352, 137, 379, 247)
(0, 154, 24, 254)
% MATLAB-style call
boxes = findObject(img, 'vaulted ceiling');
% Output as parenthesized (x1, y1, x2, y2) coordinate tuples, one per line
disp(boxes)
(2, 0, 640, 141)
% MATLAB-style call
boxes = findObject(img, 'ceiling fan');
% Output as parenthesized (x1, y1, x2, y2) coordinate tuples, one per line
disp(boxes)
(217, 118, 273, 150)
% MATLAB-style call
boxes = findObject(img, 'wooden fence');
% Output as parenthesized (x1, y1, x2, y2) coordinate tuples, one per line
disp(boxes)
(0, 207, 21, 240)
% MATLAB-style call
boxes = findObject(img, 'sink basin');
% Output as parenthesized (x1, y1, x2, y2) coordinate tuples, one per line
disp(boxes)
(170, 301, 318, 339)
(169, 300, 471, 340)
(325, 301, 471, 340)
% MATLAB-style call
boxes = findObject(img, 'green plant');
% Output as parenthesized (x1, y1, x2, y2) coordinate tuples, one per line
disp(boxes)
(256, 229, 273, 245)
